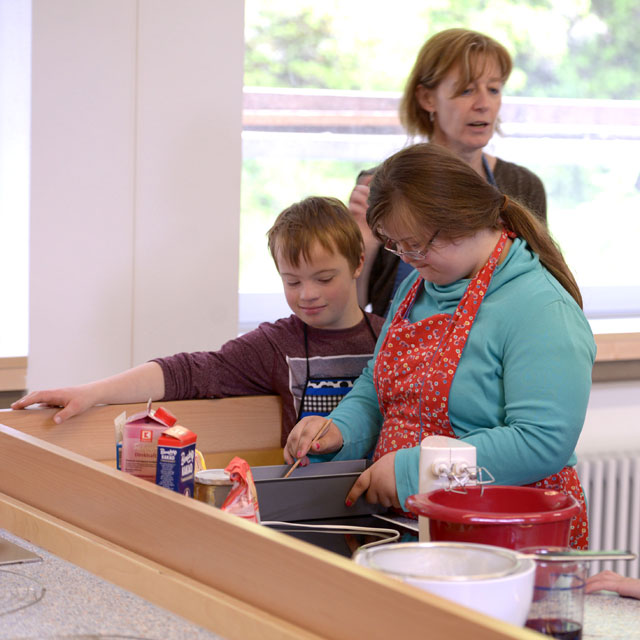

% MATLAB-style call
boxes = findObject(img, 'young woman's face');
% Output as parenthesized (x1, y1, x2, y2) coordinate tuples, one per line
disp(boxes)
(380, 218, 500, 286)
(276, 241, 363, 330)
(416, 58, 504, 157)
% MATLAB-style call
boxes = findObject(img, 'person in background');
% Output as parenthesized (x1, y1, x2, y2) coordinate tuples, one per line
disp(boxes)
(586, 571, 640, 598)
(285, 144, 595, 549)
(352, 28, 547, 316)
(12, 197, 384, 446)
(349, 168, 377, 307)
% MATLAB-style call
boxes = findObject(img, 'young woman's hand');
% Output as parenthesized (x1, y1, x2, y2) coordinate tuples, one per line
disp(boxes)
(344, 451, 401, 509)
(586, 570, 640, 599)
(11, 384, 101, 424)
(283, 416, 343, 465)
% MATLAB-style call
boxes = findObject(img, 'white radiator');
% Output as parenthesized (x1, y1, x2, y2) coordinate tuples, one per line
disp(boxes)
(576, 453, 640, 577)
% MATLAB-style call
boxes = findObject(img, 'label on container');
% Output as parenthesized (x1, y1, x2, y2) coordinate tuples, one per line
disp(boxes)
(122, 422, 167, 482)
(155, 426, 197, 496)
(119, 401, 180, 482)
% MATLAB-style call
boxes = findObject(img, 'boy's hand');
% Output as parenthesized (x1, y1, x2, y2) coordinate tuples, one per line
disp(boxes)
(284, 416, 343, 465)
(11, 385, 99, 424)
(344, 452, 400, 509)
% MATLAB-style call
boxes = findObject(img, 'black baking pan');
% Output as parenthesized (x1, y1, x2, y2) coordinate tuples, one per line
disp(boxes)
(216, 459, 384, 521)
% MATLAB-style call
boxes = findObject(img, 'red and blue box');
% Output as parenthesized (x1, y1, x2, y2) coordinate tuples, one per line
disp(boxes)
(155, 425, 198, 496)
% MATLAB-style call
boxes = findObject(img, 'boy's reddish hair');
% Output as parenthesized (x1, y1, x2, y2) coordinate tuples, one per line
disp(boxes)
(267, 196, 363, 273)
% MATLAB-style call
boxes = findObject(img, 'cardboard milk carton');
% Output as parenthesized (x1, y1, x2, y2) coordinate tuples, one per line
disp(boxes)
(120, 400, 177, 482)
(156, 425, 197, 496)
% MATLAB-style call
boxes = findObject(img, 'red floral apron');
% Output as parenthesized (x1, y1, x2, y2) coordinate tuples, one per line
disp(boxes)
(372, 230, 589, 549)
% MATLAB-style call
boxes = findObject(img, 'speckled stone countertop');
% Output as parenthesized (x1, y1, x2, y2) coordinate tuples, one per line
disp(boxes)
(0, 529, 225, 640)
(584, 590, 640, 639)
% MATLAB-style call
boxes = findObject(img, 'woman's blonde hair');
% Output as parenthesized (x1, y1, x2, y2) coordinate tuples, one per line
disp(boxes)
(400, 28, 513, 139)
(267, 196, 363, 273)
(367, 144, 582, 307)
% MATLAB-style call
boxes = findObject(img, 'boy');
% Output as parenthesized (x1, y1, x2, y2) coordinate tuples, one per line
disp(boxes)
(12, 196, 384, 445)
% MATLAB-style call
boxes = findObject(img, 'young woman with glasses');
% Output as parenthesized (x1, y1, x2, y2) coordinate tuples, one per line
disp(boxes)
(285, 143, 595, 550)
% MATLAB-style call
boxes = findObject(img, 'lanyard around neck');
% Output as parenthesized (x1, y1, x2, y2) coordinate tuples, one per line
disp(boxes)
(302, 311, 378, 379)
(482, 154, 497, 187)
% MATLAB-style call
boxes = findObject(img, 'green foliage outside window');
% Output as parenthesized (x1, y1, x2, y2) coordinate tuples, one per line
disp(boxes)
(245, 0, 640, 98)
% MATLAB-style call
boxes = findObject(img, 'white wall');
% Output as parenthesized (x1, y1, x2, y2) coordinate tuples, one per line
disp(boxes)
(577, 380, 640, 455)
(28, 0, 244, 388)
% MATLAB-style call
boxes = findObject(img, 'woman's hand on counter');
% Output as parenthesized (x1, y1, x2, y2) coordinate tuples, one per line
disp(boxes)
(586, 570, 640, 599)
(345, 452, 401, 509)
(283, 416, 343, 465)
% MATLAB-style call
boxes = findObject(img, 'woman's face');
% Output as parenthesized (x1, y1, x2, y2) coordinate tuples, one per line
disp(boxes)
(416, 58, 503, 158)
(380, 216, 501, 286)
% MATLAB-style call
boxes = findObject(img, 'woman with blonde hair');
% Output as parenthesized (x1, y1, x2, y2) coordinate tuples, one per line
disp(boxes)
(351, 28, 547, 315)
(287, 143, 594, 550)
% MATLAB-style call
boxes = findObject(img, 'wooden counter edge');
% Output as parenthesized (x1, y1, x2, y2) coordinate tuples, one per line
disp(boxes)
(0, 397, 284, 463)
(0, 423, 538, 640)
(0, 493, 321, 640)
(594, 332, 640, 362)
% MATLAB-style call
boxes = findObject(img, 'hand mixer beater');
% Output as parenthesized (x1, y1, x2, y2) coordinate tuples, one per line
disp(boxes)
(418, 435, 481, 542)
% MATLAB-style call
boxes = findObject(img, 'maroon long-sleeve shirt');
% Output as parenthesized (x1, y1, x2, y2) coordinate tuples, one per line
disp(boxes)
(154, 313, 384, 445)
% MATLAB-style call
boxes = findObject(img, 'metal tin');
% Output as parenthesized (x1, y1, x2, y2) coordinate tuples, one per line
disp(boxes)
(239, 460, 381, 521)
(194, 460, 383, 520)
(194, 469, 232, 508)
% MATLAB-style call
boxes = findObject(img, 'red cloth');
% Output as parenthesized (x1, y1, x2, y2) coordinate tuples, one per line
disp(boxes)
(526, 468, 589, 549)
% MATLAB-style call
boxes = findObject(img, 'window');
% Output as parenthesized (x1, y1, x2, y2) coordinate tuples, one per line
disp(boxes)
(240, 1, 640, 337)
(0, 0, 30, 359)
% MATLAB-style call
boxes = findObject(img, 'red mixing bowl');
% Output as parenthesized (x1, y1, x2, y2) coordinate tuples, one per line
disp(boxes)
(406, 486, 581, 550)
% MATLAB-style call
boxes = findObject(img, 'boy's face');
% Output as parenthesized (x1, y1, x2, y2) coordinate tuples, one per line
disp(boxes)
(276, 240, 363, 330)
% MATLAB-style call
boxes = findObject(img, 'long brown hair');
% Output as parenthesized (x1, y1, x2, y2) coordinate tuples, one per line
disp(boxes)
(400, 28, 512, 139)
(367, 144, 583, 307)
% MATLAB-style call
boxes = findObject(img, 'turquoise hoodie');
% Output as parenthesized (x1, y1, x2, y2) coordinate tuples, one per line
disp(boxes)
(326, 238, 596, 508)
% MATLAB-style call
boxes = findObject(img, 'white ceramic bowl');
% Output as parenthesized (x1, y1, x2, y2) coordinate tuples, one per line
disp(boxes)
(353, 541, 535, 626)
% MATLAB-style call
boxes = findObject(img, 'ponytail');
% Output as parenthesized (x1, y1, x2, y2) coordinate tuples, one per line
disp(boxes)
(369, 143, 584, 309)
(501, 200, 583, 308)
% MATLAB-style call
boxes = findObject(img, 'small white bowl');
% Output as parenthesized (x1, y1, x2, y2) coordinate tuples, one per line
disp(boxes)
(353, 541, 535, 626)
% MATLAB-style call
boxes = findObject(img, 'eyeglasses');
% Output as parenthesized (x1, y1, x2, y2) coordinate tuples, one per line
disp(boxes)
(383, 230, 440, 260)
